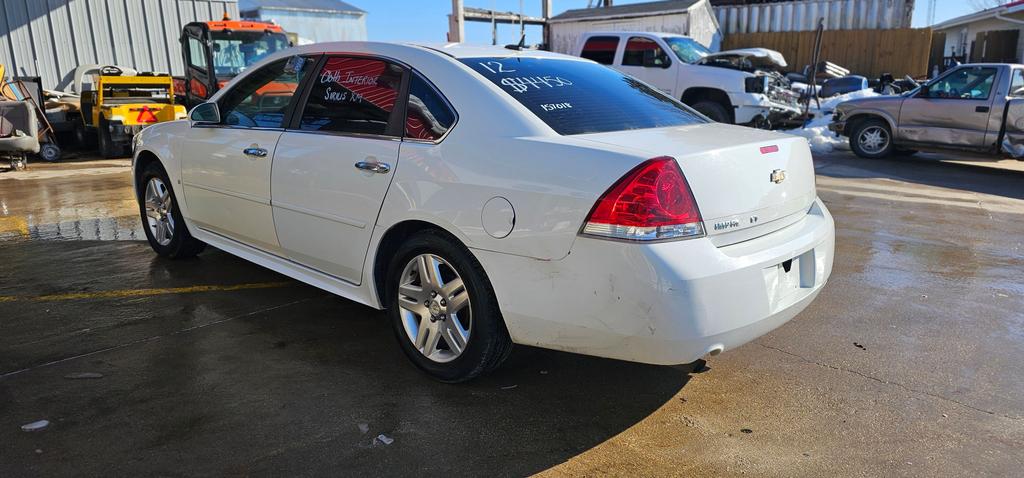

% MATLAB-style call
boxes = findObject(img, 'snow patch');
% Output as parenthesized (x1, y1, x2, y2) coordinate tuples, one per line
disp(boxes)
(783, 89, 882, 153)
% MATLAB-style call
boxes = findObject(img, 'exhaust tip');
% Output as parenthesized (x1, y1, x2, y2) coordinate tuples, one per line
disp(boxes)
(707, 346, 724, 357)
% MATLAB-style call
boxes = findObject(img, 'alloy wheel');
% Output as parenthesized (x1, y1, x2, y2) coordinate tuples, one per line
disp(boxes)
(144, 177, 175, 246)
(858, 126, 889, 154)
(396, 253, 472, 363)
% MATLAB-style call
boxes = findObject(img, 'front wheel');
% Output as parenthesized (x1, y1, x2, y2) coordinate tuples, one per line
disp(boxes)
(850, 118, 894, 159)
(386, 230, 512, 382)
(690, 100, 733, 123)
(137, 161, 206, 259)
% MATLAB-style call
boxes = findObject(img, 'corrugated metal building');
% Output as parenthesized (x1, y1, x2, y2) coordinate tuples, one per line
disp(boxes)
(239, 0, 366, 44)
(0, 0, 238, 91)
(711, 0, 915, 35)
(548, 0, 722, 55)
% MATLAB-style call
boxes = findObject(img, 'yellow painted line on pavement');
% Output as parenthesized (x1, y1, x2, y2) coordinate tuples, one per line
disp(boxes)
(0, 281, 294, 303)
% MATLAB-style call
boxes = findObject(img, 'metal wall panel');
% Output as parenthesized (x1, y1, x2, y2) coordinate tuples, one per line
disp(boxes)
(0, 0, 238, 91)
(714, 0, 915, 35)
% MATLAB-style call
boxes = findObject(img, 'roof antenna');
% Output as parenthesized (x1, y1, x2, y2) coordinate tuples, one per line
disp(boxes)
(505, 32, 526, 51)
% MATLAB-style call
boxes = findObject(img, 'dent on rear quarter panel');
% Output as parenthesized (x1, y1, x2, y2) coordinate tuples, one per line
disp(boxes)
(378, 133, 648, 261)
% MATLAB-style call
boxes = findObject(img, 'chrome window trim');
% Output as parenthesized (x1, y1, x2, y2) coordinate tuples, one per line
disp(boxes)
(282, 128, 404, 142)
(191, 124, 286, 132)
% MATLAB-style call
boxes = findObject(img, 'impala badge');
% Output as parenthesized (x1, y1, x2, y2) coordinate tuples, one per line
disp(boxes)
(770, 169, 786, 184)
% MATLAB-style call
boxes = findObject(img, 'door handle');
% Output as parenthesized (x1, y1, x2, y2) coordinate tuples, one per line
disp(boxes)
(354, 161, 391, 174)
(243, 146, 268, 158)
(976, 106, 990, 113)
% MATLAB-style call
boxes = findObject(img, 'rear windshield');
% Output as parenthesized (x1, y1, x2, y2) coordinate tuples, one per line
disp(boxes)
(460, 57, 705, 135)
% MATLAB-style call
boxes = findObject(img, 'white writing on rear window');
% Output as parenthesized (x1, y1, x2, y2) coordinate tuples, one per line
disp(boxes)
(540, 102, 572, 111)
(500, 76, 573, 94)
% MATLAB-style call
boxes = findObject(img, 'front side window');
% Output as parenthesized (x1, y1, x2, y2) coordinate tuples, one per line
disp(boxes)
(622, 37, 670, 68)
(924, 66, 997, 100)
(187, 37, 207, 69)
(662, 37, 710, 64)
(580, 36, 620, 65)
(299, 56, 403, 136)
(405, 74, 456, 141)
(219, 56, 313, 128)
(461, 57, 704, 135)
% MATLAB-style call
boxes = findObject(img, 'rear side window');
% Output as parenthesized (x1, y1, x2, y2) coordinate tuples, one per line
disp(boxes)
(299, 56, 403, 136)
(461, 57, 704, 135)
(580, 36, 619, 65)
(405, 74, 456, 141)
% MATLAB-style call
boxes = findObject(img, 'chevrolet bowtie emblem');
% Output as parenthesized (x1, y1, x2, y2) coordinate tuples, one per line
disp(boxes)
(770, 169, 786, 184)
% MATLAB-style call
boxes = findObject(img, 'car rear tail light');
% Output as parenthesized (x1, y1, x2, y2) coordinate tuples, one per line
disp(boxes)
(581, 157, 705, 241)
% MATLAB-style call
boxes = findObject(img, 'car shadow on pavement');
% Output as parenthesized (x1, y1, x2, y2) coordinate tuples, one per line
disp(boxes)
(0, 241, 692, 476)
(815, 151, 1024, 201)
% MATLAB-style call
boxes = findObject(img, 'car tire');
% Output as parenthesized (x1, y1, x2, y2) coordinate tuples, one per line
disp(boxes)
(137, 160, 206, 259)
(385, 229, 512, 383)
(39, 143, 61, 162)
(75, 124, 97, 150)
(850, 118, 894, 159)
(690, 100, 732, 123)
(98, 117, 116, 158)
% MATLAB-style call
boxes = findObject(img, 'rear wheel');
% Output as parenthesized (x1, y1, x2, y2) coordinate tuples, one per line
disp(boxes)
(98, 118, 116, 158)
(690, 100, 732, 123)
(850, 118, 894, 159)
(386, 230, 512, 382)
(137, 161, 205, 258)
(74, 124, 97, 150)
(39, 143, 61, 162)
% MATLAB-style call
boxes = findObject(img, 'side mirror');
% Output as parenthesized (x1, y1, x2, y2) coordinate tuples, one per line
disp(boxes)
(189, 102, 220, 125)
(918, 85, 930, 98)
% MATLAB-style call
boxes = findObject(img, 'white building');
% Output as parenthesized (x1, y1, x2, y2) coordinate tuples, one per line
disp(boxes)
(932, 1, 1024, 64)
(548, 0, 722, 54)
(239, 0, 366, 44)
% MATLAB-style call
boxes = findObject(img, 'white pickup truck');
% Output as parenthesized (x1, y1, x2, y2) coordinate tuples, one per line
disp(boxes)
(571, 31, 802, 128)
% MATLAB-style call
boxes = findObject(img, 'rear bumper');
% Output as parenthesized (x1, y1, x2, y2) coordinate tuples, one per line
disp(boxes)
(474, 198, 835, 365)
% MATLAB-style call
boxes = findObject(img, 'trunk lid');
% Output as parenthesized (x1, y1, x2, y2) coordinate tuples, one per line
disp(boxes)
(576, 123, 817, 246)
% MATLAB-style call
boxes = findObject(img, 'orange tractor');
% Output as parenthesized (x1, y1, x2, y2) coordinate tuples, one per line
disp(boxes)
(177, 15, 292, 108)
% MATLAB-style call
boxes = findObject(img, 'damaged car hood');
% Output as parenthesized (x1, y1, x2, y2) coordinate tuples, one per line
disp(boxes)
(699, 48, 788, 70)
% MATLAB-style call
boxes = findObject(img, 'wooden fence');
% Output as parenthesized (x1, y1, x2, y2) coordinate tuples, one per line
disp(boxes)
(722, 28, 933, 78)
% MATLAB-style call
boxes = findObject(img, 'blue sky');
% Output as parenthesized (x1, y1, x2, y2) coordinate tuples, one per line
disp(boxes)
(364, 0, 977, 45)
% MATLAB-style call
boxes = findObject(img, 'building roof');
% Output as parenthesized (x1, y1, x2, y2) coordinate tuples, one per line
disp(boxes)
(238, 0, 364, 15)
(549, 0, 703, 23)
(932, 1, 1024, 31)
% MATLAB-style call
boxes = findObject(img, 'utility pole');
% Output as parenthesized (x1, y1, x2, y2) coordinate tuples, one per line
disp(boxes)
(449, 0, 464, 42)
(449, 1, 548, 46)
(542, 0, 552, 48)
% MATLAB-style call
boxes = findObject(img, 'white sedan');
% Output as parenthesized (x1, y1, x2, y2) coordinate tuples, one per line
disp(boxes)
(132, 42, 834, 382)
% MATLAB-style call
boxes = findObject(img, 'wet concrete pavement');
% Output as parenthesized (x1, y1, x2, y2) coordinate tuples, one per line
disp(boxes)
(1, 153, 1022, 476)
